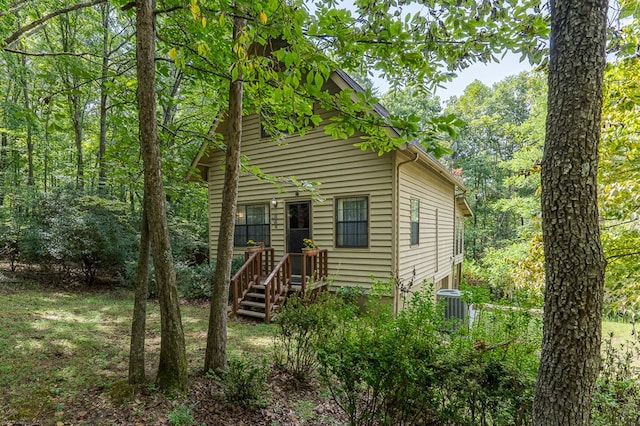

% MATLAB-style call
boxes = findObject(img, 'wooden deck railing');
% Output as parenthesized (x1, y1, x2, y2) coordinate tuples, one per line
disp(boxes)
(232, 248, 329, 322)
(231, 247, 275, 315)
(290, 249, 329, 294)
(262, 254, 292, 323)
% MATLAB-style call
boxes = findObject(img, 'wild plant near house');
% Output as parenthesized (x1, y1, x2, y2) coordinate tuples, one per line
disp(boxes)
(316, 286, 542, 426)
(272, 292, 355, 382)
(217, 353, 270, 407)
(592, 325, 640, 426)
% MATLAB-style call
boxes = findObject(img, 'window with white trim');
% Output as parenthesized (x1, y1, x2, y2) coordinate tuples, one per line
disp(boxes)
(336, 197, 368, 248)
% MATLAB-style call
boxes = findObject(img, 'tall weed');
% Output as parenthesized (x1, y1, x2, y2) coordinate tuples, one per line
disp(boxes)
(592, 324, 640, 426)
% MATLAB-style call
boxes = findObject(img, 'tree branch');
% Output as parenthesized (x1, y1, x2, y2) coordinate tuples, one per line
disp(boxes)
(607, 251, 640, 260)
(3, 48, 101, 59)
(3, 0, 108, 48)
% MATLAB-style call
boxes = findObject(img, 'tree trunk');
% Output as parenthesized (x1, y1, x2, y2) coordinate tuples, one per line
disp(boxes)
(129, 203, 150, 384)
(20, 53, 34, 186)
(532, 0, 608, 424)
(135, 0, 188, 392)
(204, 14, 246, 374)
(70, 94, 84, 191)
(98, 2, 110, 193)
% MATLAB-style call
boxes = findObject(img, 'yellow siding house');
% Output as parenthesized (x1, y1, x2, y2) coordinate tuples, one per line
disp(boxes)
(192, 70, 472, 316)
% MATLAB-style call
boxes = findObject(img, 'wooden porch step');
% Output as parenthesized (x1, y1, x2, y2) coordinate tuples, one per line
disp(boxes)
(245, 292, 266, 299)
(240, 300, 267, 309)
(237, 309, 266, 319)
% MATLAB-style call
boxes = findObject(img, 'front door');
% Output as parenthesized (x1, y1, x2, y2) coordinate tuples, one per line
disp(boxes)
(286, 201, 311, 275)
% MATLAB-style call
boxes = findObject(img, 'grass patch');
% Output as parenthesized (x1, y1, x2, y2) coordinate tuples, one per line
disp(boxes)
(0, 277, 274, 423)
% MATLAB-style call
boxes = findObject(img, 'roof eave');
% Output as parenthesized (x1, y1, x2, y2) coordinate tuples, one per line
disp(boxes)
(399, 142, 468, 192)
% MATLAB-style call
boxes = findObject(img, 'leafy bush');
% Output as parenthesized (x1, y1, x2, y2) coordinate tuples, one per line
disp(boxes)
(316, 282, 542, 426)
(273, 292, 355, 381)
(167, 404, 203, 426)
(168, 215, 208, 265)
(175, 261, 215, 299)
(4, 189, 136, 283)
(592, 325, 640, 426)
(317, 291, 443, 425)
(219, 353, 270, 407)
(436, 307, 541, 425)
(126, 255, 245, 299)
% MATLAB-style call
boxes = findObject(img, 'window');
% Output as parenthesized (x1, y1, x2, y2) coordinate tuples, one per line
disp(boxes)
(455, 216, 464, 256)
(234, 204, 270, 247)
(336, 197, 368, 248)
(410, 199, 420, 245)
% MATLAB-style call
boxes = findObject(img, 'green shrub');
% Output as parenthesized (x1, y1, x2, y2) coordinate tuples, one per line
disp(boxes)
(318, 283, 542, 426)
(7, 189, 136, 283)
(167, 404, 203, 426)
(219, 353, 270, 407)
(436, 307, 541, 425)
(175, 261, 215, 299)
(273, 292, 355, 381)
(126, 255, 245, 299)
(168, 215, 208, 265)
(317, 290, 443, 426)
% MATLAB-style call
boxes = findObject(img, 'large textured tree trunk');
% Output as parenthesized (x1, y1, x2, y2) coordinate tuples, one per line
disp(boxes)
(532, 0, 608, 424)
(135, 0, 188, 392)
(129, 204, 150, 384)
(204, 14, 246, 374)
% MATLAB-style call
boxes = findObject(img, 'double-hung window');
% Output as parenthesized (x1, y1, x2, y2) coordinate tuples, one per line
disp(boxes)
(336, 197, 368, 248)
(234, 204, 270, 247)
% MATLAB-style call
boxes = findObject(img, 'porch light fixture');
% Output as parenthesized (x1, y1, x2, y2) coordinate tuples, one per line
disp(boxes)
(270, 197, 278, 208)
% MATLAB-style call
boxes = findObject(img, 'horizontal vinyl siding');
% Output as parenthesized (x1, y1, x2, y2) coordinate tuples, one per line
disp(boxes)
(396, 152, 456, 295)
(207, 113, 393, 290)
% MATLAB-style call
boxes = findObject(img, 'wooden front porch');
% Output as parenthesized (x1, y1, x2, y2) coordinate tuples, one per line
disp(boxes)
(231, 248, 329, 323)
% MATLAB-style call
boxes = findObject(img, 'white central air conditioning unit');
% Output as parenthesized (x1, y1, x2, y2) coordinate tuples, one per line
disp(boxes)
(436, 289, 468, 323)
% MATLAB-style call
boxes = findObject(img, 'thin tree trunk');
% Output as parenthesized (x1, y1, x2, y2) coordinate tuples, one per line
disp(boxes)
(136, 0, 188, 392)
(161, 69, 182, 147)
(71, 95, 84, 191)
(204, 14, 246, 374)
(0, 132, 6, 205)
(43, 103, 50, 192)
(129, 203, 150, 384)
(98, 2, 110, 193)
(20, 53, 34, 186)
(532, 0, 608, 423)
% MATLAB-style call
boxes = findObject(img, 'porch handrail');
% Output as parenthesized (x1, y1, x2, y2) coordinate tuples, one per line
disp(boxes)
(290, 249, 329, 294)
(262, 253, 292, 323)
(231, 247, 275, 315)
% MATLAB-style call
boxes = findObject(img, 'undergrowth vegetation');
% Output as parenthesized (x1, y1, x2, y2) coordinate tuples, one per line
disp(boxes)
(2, 270, 639, 425)
(273, 279, 543, 425)
(273, 278, 640, 425)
